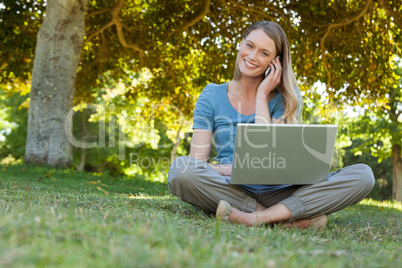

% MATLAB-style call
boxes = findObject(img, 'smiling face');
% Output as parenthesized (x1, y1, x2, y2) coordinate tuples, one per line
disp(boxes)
(237, 29, 277, 78)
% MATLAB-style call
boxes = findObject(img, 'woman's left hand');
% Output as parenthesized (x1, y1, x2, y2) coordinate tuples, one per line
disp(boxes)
(257, 56, 282, 97)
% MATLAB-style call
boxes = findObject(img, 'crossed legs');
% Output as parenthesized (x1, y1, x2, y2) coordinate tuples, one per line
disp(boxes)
(168, 156, 375, 228)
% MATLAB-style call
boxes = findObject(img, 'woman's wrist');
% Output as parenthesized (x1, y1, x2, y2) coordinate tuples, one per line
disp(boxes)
(255, 90, 273, 124)
(256, 89, 271, 99)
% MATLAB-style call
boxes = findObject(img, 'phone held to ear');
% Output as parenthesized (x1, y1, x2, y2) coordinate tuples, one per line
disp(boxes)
(264, 56, 281, 78)
(264, 67, 271, 77)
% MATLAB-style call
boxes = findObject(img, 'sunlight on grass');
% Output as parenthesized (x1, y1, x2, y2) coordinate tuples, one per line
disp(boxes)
(0, 155, 23, 165)
(360, 198, 402, 211)
(1, 164, 401, 267)
(129, 193, 157, 200)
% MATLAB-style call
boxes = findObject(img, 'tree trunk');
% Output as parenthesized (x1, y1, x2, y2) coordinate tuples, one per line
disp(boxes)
(25, 0, 88, 166)
(392, 144, 402, 202)
(77, 110, 88, 171)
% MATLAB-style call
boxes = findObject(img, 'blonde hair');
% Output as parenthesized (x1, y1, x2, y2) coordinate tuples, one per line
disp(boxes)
(234, 21, 302, 123)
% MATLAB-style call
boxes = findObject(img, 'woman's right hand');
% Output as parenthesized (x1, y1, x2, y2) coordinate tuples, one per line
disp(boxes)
(258, 56, 282, 97)
(255, 57, 282, 124)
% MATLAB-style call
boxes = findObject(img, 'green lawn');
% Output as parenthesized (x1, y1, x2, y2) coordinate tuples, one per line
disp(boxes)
(0, 164, 401, 267)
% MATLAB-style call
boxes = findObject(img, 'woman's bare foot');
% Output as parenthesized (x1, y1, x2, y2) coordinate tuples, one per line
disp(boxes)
(279, 219, 312, 229)
(228, 208, 262, 226)
(228, 209, 328, 229)
(216, 200, 266, 226)
(216, 200, 326, 229)
(279, 215, 328, 230)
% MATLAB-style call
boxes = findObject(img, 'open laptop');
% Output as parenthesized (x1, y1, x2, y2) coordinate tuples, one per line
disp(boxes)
(230, 124, 338, 185)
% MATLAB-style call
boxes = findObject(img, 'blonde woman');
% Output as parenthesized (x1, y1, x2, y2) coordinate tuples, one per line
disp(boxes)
(168, 21, 374, 228)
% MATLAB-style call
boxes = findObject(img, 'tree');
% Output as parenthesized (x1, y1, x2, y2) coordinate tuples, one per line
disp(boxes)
(294, 0, 401, 106)
(81, 0, 402, 107)
(344, 62, 402, 201)
(3, 0, 401, 105)
(1, 0, 401, 172)
(25, 0, 88, 166)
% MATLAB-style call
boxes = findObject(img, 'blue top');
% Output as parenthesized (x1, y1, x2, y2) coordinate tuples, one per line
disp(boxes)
(192, 82, 295, 194)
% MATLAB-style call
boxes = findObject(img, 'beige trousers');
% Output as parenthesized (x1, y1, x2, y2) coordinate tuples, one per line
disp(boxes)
(168, 156, 375, 220)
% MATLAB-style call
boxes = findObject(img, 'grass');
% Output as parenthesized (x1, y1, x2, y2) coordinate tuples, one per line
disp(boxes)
(0, 164, 401, 268)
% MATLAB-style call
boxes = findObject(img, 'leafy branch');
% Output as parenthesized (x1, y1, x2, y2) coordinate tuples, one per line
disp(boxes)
(176, 0, 211, 33)
(320, 0, 373, 89)
(378, 0, 402, 29)
(225, 0, 280, 19)
(85, 0, 144, 54)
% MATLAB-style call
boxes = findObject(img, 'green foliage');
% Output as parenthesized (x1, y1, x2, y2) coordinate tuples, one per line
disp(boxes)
(301, 84, 394, 200)
(342, 61, 401, 161)
(295, 0, 401, 107)
(1, 1, 401, 183)
(66, 72, 192, 178)
(0, 164, 401, 267)
(342, 138, 393, 200)
(337, 61, 401, 200)
(87, 0, 402, 109)
(0, 73, 193, 180)
(4, 1, 397, 107)
(0, 90, 28, 160)
(70, 106, 123, 176)
(0, 0, 45, 84)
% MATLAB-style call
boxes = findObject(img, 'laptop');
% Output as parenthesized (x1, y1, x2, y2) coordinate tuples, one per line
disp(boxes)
(230, 124, 338, 185)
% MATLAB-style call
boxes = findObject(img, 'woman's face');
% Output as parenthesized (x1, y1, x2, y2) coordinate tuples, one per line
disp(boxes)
(237, 29, 277, 78)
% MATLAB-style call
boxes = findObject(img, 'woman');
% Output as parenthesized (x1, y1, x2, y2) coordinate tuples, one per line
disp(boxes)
(168, 21, 374, 229)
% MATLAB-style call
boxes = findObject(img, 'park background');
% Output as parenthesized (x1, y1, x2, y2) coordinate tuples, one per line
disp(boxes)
(0, 1, 401, 267)
(1, 0, 401, 201)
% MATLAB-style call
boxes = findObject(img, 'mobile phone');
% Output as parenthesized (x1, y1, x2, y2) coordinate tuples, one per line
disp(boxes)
(264, 56, 281, 78)
(264, 67, 271, 77)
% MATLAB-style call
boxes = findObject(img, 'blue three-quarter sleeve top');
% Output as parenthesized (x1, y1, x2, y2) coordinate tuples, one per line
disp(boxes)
(192, 82, 295, 194)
